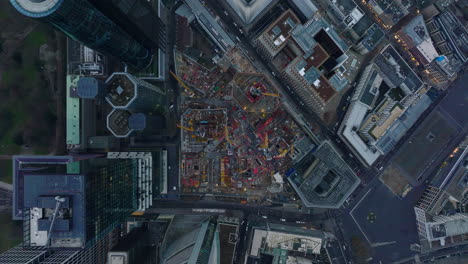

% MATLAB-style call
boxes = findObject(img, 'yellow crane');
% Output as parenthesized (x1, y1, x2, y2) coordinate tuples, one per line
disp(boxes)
(277, 144, 294, 158)
(261, 132, 268, 149)
(177, 124, 194, 132)
(170, 71, 195, 97)
(225, 126, 233, 145)
(262, 92, 280, 97)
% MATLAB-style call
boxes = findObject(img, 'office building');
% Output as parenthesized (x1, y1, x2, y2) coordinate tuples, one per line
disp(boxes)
(425, 9, 467, 78)
(255, 10, 352, 117)
(320, 0, 364, 30)
(416, 145, 468, 216)
(286, 142, 360, 208)
(183, 0, 235, 53)
(77, 77, 106, 100)
(108, 226, 151, 264)
(0, 226, 121, 264)
(2, 155, 142, 263)
(105, 72, 166, 112)
(338, 45, 428, 166)
(414, 143, 468, 252)
(1, 153, 153, 263)
(67, 39, 107, 76)
(395, 15, 449, 84)
(88, 0, 166, 52)
(224, 0, 278, 30)
(10, 0, 152, 69)
(245, 223, 333, 263)
(160, 216, 218, 264)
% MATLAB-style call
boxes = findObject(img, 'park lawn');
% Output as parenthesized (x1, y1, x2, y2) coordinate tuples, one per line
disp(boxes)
(0, 160, 12, 184)
(0, 212, 22, 254)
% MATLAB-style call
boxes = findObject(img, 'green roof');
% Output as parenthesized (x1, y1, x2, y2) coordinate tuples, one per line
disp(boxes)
(66, 75, 81, 145)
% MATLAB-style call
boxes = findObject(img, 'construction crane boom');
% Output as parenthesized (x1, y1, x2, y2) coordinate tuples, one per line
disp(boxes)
(262, 92, 280, 97)
(177, 124, 194, 132)
(170, 71, 195, 97)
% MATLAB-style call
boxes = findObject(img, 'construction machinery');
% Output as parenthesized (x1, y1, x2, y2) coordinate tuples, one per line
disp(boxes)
(276, 144, 294, 158)
(170, 71, 195, 97)
(261, 132, 269, 149)
(262, 92, 280, 97)
(177, 124, 194, 132)
(225, 126, 233, 145)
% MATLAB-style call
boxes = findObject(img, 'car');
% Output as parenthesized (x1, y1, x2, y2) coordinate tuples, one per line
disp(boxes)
(271, 71, 276, 76)
(223, 11, 229, 16)
(173, 186, 177, 191)
(280, 218, 286, 222)
(168, 166, 171, 170)
(262, 215, 268, 219)
(379, 166, 384, 171)
(296, 221, 305, 224)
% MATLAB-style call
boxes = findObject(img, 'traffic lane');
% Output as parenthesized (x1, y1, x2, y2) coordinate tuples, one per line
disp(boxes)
(439, 73, 468, 126)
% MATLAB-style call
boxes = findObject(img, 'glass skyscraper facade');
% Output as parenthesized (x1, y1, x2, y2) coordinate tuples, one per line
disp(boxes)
(10, 0, 152, 69)
(1, 155, 139, 264)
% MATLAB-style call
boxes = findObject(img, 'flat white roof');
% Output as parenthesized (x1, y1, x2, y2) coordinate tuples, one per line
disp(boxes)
(15, 0, 60, 13)
(250, 229, 323, 256)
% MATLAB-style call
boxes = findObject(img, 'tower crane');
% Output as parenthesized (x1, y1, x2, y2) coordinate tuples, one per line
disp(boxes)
(170, 71, 195, 97)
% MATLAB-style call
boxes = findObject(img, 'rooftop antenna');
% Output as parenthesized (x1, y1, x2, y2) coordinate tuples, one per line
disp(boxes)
(47, 196, 66, 248)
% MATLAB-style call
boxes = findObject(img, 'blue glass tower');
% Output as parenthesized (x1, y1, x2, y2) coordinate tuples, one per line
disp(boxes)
(10, 0, 152, 69)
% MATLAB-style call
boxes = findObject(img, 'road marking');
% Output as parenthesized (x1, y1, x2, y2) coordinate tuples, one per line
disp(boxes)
(350, 188, 373, 244)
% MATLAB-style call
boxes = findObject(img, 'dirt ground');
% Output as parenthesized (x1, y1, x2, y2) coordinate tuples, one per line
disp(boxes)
(379, 164, 411, 197)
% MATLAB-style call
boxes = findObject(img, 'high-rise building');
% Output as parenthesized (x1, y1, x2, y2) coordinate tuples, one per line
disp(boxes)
(254, 9, 351, 117)
(10, 0, 153, 69)
(105, 72, 166, 112)
(161, 217, 218, 264)
(1, 153, 153, 263)
(88, 0, 166, 52)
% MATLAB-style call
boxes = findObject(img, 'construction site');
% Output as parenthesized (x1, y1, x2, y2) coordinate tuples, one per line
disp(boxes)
(176, 65, 311, 205)
(172, 9, 319, 206)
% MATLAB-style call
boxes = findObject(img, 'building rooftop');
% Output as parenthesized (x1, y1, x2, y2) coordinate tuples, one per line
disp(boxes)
(375, 94, 432, 154)
(259, 9, 300, 53)
(10, 0, 61, 16)
(358, 23, 385, 52)
(184, 0, 235, 52)
(399, 15, 439, 65)
(368, 0, 409, 27)
(373, 45, 423, 93)
(77, 77, 104, 99)
(248, 223, 329, 262)
(105, 72, 138, 108)
(289, 0, 318, 20)
(12, 155, 88, 248)
(107, 109, 133, 138)
(225, 0, 275, 25)
(436, 10, 468, 63)
(287, 142, 360, 208)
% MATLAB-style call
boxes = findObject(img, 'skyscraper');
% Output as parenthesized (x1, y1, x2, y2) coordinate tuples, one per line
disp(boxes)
(0, 154, 152, 263)
(105, 72, 166, 112)
(10, 0, 153, 69)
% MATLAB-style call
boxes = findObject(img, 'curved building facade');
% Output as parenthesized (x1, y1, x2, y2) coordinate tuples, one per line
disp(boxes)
(10, 0, 152, 69)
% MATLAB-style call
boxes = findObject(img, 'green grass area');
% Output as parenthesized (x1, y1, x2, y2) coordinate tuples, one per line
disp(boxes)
(0, 25, 56, 155)
(0, 212, 22, 254)
(0, 160, 12, 184)
(24, 30, 48, 47)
